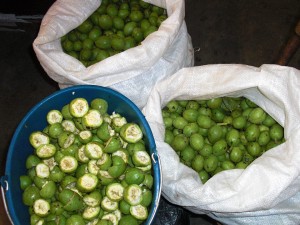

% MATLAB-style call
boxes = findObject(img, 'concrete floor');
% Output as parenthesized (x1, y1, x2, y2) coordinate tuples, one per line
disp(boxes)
(0, 0, 300, 225)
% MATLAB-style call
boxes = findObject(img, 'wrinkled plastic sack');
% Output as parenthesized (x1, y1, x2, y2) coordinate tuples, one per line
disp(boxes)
(142, 64, 300, 225)
(33, 0, 194, 108)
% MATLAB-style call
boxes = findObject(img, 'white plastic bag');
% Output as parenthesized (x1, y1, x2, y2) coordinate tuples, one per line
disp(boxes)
(143, 64, 300, 225)
(33, 0, 194, 108)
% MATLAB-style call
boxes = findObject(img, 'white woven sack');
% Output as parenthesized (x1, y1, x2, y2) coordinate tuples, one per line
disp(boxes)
(33, 0, 194, 108)
(143, 64, 300, 225)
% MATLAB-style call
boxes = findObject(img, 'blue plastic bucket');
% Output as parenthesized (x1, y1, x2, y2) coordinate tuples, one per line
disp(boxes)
(0, 85, 161, 225)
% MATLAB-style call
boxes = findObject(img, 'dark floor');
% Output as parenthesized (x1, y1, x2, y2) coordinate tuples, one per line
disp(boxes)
(0, 1, 300, 225)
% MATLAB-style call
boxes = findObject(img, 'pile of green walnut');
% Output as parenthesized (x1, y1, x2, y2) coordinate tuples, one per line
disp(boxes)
(61, 0, 167, 67)
(162, 97, 285, 184)
(20, 97, 154, 225)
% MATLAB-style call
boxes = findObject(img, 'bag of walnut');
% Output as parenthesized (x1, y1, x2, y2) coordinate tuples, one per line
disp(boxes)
(33, 0, 194, 108)
(143, 64, 300, 225)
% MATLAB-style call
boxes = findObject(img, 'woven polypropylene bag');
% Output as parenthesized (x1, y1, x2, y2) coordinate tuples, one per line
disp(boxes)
(33, 0, 194, 108)
(143, 64, 300, 225)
